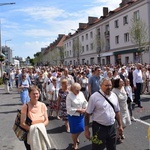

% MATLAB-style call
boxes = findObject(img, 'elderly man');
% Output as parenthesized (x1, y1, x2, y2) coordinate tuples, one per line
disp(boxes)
(85, 78, 123, 150)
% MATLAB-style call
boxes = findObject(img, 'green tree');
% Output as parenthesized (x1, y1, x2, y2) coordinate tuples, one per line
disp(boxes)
(129, 17, 148, 63)
(95, 32, 105, 65)
(73, 37, 82, 65)
(58, 47, 65, 65)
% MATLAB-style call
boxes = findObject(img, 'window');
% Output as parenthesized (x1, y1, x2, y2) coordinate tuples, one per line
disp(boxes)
(82, 35, 84, 41)
(64, 51, 66, 57)
(105, 24, 109, 31)
(124, 33, 129, 42)
(114, 20, 119, 28)
(69, 42, 71, 46)
(86, 45, 89, 51)
(82, 46, 84, 52)
(125, 57, 129, 64)
(67, 51, 69, 57)
(134, 10, 140, 21)
(90, 43, 93, 50)
(70, 50, 71, 55)
(86, 33, 88, 40)
(115, 35, 119, 44)
(90, 31, 93, 38)
(123, 15, 128, 25)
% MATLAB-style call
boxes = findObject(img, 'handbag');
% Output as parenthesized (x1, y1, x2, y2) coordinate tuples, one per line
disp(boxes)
(12, 104, 32, 141)
(127, 96, 132, 103)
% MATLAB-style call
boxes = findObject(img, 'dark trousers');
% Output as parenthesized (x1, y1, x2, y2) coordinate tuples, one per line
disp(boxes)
(24, 140, 31, 150)
(92, 121, 117, 150)
(134, 83, 142, 106)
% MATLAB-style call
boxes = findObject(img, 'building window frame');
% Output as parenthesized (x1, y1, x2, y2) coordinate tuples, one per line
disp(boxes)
(114, 20, 119, 28)
(123, 15, 128, 25)
(115, 35, 119, 44)
(124, 33, 129, 42)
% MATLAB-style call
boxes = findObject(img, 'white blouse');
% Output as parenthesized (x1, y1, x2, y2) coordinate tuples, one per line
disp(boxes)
(66, 91, 88, 116)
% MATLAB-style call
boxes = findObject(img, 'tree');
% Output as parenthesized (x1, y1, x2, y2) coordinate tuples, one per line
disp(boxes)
(73, 37, 82, 65)
(58, 47, 65, 65)
(33, 52, 42, 65)
(95, 32, 105, 65)
(129, 17, 148, 63)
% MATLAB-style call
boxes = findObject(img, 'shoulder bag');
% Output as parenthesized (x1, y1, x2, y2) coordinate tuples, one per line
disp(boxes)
(12, 104, 32, 141)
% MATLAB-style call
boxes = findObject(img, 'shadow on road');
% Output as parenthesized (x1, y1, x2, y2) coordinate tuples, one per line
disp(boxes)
(140, 115, 150, 121)
(141, 98, 150, 102)
(0, 110, 18, 114)
(47, 125, 66, 134)
(0, 103, 22, 106)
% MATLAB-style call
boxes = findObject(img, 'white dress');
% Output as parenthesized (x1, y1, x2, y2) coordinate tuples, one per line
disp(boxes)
(112, 87, 131, 127)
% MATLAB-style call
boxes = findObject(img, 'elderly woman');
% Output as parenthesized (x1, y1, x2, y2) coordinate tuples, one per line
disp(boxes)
(112, 78, 131, 144)
(20, 86, 51, 150)
(66, 83, 88, 150)
(57, 79, 69, 131)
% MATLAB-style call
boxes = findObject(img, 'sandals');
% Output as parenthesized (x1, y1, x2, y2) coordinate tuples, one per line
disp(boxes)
(117, 138, 123, 144)
(72, 145, 78, 150)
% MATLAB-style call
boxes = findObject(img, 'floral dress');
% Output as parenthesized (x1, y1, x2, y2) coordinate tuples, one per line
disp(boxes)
(58, 89, 69, 120)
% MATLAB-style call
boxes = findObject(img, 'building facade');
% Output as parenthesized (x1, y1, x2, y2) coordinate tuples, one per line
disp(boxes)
(63, 0, 150, 66)
(2, 46, 13, 64)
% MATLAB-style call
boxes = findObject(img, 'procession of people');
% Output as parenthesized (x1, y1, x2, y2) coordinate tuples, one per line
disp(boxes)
(2, 62, 150, 150)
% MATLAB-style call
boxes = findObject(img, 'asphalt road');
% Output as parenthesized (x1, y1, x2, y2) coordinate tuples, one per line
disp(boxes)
(0, 86, 150, 150)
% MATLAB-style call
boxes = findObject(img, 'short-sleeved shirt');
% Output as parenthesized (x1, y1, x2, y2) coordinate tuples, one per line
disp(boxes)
(86, 90, 120, 126)
(21, 101, 47, 125)
(88, 75, 101, 94)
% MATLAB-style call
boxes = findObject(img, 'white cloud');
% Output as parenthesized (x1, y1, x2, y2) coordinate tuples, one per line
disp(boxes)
(23, 29, 52, 37)
(13, 7, 65, 21)
(8, 0, 121, 58)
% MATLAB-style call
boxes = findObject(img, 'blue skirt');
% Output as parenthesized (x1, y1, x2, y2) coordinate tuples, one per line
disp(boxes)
(68, 115, 85, 134)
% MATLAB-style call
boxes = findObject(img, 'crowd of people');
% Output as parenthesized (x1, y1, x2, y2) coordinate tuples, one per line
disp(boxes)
(2, 63, 150, 150)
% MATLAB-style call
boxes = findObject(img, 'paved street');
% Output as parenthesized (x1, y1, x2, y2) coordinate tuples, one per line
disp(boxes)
(0, 86, 150, 150)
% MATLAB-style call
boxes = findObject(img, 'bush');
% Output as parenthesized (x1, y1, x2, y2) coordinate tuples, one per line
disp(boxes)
(0, 77, 3, 85)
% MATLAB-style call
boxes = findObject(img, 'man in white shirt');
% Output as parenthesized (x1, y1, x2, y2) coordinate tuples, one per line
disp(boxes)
(84, 78, 123, 150)
(133, 63, 143, 108)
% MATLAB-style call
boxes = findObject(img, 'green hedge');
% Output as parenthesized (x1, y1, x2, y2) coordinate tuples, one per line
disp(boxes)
(0, 77, 3, 85)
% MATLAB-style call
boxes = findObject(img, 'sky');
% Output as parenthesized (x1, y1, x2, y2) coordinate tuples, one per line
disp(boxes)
(0, 0, 121, 58)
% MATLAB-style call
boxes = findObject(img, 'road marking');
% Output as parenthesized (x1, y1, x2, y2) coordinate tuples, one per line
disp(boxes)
(135, 119, 150, 126)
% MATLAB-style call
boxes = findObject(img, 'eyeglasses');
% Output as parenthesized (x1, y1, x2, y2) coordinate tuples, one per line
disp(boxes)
(103, 84, 112, 87)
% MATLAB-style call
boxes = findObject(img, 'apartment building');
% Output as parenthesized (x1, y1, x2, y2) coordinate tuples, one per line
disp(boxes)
(63, 0, 150, 66)
(41, 34, 66, 66)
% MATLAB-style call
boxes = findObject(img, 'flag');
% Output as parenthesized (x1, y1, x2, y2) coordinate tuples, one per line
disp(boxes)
(148, 126, 150, 140)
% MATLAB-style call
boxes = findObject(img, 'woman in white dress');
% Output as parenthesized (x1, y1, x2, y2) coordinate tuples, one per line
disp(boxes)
(46, 77, 59, 118)
(112, 78, 131, 143)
